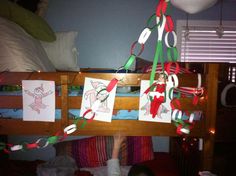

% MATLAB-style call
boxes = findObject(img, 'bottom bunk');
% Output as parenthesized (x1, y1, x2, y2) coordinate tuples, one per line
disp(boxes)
(0, 135, 205, 176)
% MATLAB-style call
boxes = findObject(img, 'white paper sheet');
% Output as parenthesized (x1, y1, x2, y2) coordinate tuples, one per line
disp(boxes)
(80, 77, 117, 122)
(139, 80, 173, 123)
(22, 80, 55, 122)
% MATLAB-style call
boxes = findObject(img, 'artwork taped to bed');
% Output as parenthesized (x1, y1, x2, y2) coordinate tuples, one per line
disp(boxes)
(80, 77, 117, 122)
(22, 80, 55, 122)
(139, 80, 172, 123)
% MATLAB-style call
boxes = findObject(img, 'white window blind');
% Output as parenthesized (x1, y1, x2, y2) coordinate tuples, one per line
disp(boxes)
(177, 20, 236, 63)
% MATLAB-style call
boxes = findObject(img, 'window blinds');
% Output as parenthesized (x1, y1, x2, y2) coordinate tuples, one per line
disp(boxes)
(180, 26, 236, 63)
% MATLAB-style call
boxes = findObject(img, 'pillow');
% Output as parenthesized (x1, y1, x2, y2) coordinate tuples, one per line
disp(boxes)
(0, 0, 56, 42)
(0, 17, 56, 72)
(41, 31, 80, 71)
(54, 136, 154, 168)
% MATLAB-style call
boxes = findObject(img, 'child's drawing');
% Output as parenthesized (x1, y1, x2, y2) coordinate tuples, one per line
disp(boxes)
(139, 74, 173, 123)
(84, 81, 110, 113)
(22, 80, 55, 122)
(24, 84, 52, 114)
(80, 77, 117, 122)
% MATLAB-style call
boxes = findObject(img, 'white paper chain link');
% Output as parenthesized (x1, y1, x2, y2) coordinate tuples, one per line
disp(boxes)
(138, 28, 152, 44)
(10, 145, 23, 151)
(64, 124, 77, 135)
(165, 31, 177, 48)
(171, 109, 182, 121)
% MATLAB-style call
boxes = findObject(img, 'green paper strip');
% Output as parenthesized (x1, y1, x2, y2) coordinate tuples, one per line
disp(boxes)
(0, 142, 6, 150)
(124, 54, 136, 70)
(147, 14, 159, 31)
(167, 47, 178, 62)
(81, 119, 87, 128)
(150, 41, 163, 86)
(73, 117, 80, 126)
(169, 87, 181, 100)
(47, 136, 59, 144)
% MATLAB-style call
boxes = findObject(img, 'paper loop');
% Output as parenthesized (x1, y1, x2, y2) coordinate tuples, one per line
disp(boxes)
(189, 113, 195, 123)
(157, 15, 166, 41)
(168, 74, 179, 88)
(63, 124, 77, 135)
(138, 28, 152, 44)
(165, 15, 174, 32)
(169, 87, 181, 100)
(146, 14, 159, 30)
(96, 88, 109, 103)
(197, 74, 202, 88)
(194, 88, 204, 96)
(165, 31, 177, 48)
(115, 66, 128, 83)
(167, 47, 178, 62)
(106, 78, 118, 92)
(165, 62, 180, 75)
(35, 138, 49, 148)
(124, 54, 136, 70)
(10, 145, 23, 151)
(180, 127, 190, 134)
(171, 98, 181, 110)
(130, 41, 144, 56)
(25, 142, 38, 149)
(0, 142, 6, 150)
(172, 109, 182, 121)
(83, 109, 95, 122)
(156, 0, 168, 17)
(47, 136, 59, 144)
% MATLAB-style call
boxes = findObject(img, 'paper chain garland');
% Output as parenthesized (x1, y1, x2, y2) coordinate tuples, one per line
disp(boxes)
(0, 0, 203, 153)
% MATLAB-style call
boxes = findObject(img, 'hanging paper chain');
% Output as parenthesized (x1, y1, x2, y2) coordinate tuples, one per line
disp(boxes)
(0, 0, 204, 153)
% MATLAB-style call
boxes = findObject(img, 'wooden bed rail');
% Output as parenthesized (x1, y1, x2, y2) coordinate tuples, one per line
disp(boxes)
(0, 68, 209, 137)
(0, 63, 219, 171)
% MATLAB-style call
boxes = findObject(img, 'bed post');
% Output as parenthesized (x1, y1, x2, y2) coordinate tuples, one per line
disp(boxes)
(202, 63, 219, 170)
(60, 75, 69, 129)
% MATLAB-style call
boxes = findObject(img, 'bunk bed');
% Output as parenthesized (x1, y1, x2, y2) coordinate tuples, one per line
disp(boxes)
(0, 63, 219, 173)
(0, 0, 221, 175)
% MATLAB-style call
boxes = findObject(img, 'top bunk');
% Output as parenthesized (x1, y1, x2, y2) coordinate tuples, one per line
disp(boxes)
(0, 63, 219, 137)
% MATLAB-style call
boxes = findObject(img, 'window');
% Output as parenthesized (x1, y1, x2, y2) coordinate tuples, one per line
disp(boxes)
(176, 20, 236, 63)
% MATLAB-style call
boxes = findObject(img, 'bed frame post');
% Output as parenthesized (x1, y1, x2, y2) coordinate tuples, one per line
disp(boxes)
(60, 75, 69, 129)
(202, 63, 219, 170)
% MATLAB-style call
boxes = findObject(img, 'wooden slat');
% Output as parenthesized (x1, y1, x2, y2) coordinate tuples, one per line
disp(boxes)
(202, 64, 219, 170)
(73, 73, 204, 87)
(70, 120, 204, 137)
(68, 96, 206, 111)
(0, 72, 205, 88)
(0, 96, 206, 111)
(60, 75, 69, 128)
(0, 119, 204, 136)
(0, 96, 61, 108)
(0, 119, 61, 135)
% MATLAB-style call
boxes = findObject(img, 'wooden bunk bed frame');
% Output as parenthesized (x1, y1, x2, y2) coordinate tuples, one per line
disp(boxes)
(0, 63, 219, 171)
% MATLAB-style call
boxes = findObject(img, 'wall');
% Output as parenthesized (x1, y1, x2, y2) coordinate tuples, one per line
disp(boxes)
(45, 0, 236, 68)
